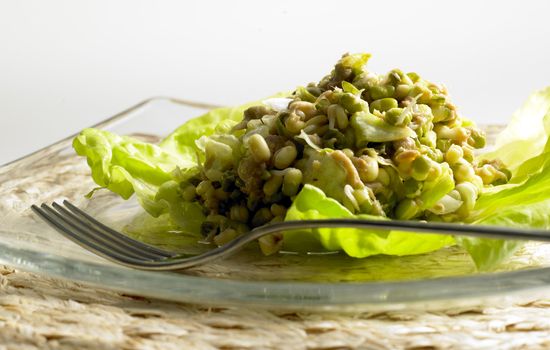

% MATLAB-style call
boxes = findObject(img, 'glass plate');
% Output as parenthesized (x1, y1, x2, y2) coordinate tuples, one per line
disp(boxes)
(2, 97, 550, 312)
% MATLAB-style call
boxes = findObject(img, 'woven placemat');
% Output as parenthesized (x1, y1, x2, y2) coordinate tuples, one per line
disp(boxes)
(1, 265, 550, 349)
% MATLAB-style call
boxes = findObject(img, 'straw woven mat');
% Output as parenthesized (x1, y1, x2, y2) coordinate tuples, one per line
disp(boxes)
(2, 265, 550, 350)
(3, 125, 550, 350)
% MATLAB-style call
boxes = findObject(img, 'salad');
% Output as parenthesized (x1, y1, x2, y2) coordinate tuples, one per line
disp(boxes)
(74, 53, 550, 270)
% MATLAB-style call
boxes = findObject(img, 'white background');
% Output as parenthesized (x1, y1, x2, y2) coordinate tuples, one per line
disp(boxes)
(1, 0, 549, 164)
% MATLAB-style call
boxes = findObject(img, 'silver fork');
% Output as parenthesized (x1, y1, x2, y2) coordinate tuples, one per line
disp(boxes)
(31, 200, 550, 271)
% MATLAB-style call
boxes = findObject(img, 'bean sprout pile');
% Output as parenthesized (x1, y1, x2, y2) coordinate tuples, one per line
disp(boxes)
(180, 53, 510, 254)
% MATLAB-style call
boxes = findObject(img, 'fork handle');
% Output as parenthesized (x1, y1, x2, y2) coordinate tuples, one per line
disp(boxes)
(263, 219, 550, 242)
(158, 218, 550, 270)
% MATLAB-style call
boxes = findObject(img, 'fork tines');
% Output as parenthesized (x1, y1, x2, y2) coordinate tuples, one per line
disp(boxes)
(31, 201, 175, 264)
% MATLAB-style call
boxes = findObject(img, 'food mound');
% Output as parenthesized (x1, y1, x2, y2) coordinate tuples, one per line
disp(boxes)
(180, 53, 510, 253)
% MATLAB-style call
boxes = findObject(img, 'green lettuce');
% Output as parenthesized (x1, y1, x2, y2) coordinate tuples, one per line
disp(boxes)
(455, 87, 550, 269)
(481, 87, 550, 170)
(284, 185, 455, 257)
(73, 87, 550, 270)
(73, 129, 187, 210)
(73, 128, 204, 233)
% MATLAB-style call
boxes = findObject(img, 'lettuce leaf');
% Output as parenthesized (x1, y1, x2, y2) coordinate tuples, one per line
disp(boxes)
(284, 185, 455, 257)
(456, 87, 550, 269)
(481, 87, 550, 170)
(73, 129, 187, 213)
(73, 128, 204, 232)
(459, 199, 550, 270)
